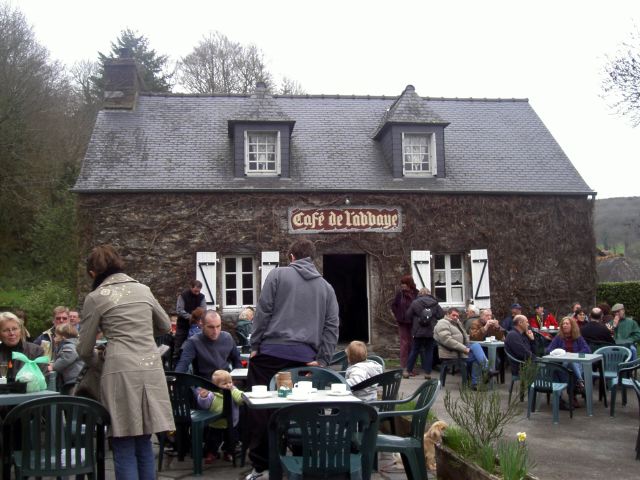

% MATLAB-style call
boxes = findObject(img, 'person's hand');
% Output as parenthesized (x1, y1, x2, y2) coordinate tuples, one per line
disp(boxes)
(199, 388, 209, 398)
(47, 363, 53, 372)
(464, 348, 470, 354)
(306, 361, 319, 367)
(613, 313, 620, 327)
(250, 351, 257, 358)
(526, 330, 534, 340)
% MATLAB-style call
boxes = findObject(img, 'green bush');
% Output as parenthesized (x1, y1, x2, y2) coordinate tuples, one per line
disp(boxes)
(19, 281, 75, 338)
(597, 282, 640, 319)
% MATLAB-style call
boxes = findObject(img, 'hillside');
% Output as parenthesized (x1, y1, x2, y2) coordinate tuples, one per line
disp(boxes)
(594, 196, 640, 281)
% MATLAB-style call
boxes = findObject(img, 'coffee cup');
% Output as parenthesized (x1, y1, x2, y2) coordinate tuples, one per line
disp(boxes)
(294, 381, 313, 392)
(252, 385, 267, 395)
(549, 325, 556, 330)
(488, 336, 495, 342)
(290, 387, 307, 398)
(331, 383, 347, 393)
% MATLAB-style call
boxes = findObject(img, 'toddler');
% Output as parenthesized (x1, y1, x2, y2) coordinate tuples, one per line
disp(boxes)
(196, 369, 244, 464)
(49, 323, 84, 388)
(344, 341, 383, 401)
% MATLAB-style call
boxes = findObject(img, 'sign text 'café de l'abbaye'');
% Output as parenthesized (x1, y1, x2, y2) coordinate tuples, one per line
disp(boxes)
(288, 207, 402, 233)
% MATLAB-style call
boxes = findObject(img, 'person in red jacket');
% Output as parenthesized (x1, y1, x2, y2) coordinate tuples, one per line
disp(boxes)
(529, 304, 558, 329)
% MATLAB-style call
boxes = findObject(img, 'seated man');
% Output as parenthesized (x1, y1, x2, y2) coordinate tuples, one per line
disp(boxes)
(580, 307, 614, 347)
(176, 310, 242, 379)
(504, 314, 536, 376)
(469, 308, 505, 341)
(501, 303, 522, 332)
(434, 307, 496, 389)
(33, 306, 69, 361)
(608, 303, 640, 360)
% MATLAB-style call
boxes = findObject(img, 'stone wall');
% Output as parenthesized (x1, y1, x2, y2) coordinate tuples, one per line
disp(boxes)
(76, 192, 596, 357)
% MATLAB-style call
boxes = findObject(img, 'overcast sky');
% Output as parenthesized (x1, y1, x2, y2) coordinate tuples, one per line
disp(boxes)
(15, 0, 640, 199)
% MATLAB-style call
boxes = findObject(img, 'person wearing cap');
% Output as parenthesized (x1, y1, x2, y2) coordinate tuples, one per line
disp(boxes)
(529, 304, 558, 330)
(500, 303, 522, 332)
(607, 303, 640, 360)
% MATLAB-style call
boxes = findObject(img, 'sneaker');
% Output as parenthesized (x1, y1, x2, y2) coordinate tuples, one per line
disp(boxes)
(424, 373, 432, 379)
(245, 469, 269, 480)
(204, 452, 216, 465)
(402, 370, 410, 379)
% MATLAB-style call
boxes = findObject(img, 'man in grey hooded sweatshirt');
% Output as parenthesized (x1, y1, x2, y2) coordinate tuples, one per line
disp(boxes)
(244, 238, 339, 480)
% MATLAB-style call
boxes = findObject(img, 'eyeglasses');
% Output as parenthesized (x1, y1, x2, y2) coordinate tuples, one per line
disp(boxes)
(55, 316, 68, 321)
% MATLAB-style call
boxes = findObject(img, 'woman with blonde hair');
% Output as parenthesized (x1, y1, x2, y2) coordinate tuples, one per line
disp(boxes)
(78, 244, 175, 479)
(0, 312, 46, 380)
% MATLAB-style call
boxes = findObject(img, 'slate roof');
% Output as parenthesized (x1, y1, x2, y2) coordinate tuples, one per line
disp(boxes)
(74, 86, 593, 195)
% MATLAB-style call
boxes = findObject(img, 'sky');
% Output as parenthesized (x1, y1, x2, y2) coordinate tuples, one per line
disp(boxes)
(14, 0, 640, 199)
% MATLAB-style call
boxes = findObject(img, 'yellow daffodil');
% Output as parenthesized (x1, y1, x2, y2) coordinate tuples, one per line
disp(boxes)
(517, 432, 527, 442)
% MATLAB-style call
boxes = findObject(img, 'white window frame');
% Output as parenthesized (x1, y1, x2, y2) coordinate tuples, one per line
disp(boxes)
(402, 132, 436, 176)
(432, 253, 465, 307)
(244, 130, 281, 175)
(222, 255, 256, 310)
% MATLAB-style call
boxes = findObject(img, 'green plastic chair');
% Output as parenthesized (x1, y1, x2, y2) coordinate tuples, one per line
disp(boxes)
(367, 354, 386, 370)
(1, 395, 110, 480)
(268, 402, 379, 480)
(610, 358, 640, 417)
(330, 350, 350, 370)
(504, 349, 525, 403)
(158, 371, 233, 475)
(372, 379, 440, 480)
(527, 360, 573, 424)
(268, 366, 348, 390)
(351, 369, 402, 433)
(594, 345, 632, 404)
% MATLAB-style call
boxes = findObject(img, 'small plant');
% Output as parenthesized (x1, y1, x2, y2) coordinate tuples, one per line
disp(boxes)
(442, 424, 475, 459)
(475, 443, 498, 475)
(498, 432, 535, 480)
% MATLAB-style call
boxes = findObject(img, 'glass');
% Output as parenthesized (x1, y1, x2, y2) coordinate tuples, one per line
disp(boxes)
(0, 362, 8, 377)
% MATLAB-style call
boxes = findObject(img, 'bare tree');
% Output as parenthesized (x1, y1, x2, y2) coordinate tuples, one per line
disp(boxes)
(602, 28, 640, 127)
(278, 76, 306, 95)
(178, 32, 277, 94)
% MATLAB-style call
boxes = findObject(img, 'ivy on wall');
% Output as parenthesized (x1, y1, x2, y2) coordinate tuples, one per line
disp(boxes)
(598, 282, 640, 319)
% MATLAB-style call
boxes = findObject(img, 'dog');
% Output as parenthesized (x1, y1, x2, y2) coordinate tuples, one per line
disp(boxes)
(423, 420, 448, 471)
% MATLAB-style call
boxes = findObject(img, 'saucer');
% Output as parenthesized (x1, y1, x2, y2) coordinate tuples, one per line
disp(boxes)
(287, 395, 310, 401)
(327, 390, 351, 396)
(247, 391, 271, 398)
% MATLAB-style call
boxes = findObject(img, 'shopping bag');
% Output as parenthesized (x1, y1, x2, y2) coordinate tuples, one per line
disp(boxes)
(12, 352, 49, 392)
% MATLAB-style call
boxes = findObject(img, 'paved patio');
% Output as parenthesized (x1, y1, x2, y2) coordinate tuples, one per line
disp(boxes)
(95, 370, 638, 479)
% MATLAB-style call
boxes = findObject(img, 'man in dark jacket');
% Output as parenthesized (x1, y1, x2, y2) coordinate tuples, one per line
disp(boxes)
(174, 280, 207, 363)
(580, 307, 614, 347)
(504, 314, 536, 375)
(404, 288, 444, 378)
(244, 238, 339, 480)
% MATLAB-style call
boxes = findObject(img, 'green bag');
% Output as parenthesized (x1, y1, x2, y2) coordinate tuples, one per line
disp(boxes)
(12, 352, 49, 392)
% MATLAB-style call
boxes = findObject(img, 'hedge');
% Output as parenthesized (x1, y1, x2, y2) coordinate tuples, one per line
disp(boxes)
(597, 281, 640, 320)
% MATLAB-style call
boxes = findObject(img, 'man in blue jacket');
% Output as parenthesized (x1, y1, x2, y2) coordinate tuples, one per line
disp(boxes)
(244, 238, 339, 480)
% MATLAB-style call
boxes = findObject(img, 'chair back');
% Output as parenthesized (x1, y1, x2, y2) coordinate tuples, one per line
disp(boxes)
(532, 360, 572, 393)
(351, 369, 402, 410)
(165, 371, 233, 427)
(407, 379, 440, 439)
(594, 346, 632, 374)
(617, 358, 640, 381)
(2, 395, 110, 479)
(269, 402, 378, 479)
(367, 354, 386, 369)
(329, 351, 349, 370)
(236, 330, 250, 347)
(504, 348, 525, 376)
(268, 366, 347, 391)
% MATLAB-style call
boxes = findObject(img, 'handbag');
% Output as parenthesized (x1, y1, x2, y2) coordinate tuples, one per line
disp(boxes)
(73, 345, 105, 401)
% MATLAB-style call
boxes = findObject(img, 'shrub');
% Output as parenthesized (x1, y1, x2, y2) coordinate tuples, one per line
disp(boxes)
(19, 281, 75, 337)
(597, 281, 640, 319)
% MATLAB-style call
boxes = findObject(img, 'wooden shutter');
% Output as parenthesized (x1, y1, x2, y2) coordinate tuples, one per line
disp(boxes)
(411, 250, 431, 291)
(470, 249, 491, 309)
(196, 252, 217, 306)
(261, 251, 280, 288)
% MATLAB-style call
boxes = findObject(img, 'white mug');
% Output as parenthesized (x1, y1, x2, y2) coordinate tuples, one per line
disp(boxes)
(294, 381, 313, 392)
(488, 336, 496, 342)
(290, 387, 307, 398)
(331, 383, 347, 393)
(252, 385, 267, 395)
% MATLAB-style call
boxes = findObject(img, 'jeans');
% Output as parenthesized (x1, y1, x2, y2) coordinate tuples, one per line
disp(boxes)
(111, 435, 155, 480)
(466, 343, 489, 385)
(406, 337, 434, 374)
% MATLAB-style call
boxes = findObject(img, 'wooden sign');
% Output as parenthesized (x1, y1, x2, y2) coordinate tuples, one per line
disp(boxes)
(288, 207, 402, 233)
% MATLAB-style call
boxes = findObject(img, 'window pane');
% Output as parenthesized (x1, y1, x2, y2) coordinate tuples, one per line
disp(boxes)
(450, 254, 462, 269)
(242, 290, 253, 305)
(434, 271, 446, 286)
(242, 273, 252, 287)
(435, 287, 447, 303)
(226, 275, 236, 289)
(434, 255, 445, 269)
(225, 258, 236, 272)
(226, 291, 237, 305)
(451, 287, 463, 303)
(241, 257, 253, 271)
(451, 270, 462, 285)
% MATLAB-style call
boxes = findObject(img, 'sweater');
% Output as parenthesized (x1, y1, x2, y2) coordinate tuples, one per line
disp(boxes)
(251, 257, 339, 367)
(608, 317, 640, 344)
(504, 330, 536, 375)
(52, 338, 85, 384)
(345, 360, 384, 401)
(175, 331, 241, 379)
(196, 387, 243, 428)
(545, 334, 591, 354)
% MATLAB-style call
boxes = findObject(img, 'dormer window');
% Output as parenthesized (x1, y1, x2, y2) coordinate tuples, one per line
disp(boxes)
(402, 133, 435, 175)
(245, 131, 280, 175)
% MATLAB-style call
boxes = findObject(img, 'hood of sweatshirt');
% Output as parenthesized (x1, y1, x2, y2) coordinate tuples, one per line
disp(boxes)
(290, 257, 322, 281)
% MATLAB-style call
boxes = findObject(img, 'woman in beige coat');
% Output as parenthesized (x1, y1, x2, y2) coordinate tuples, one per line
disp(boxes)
(78, 245, 175, 480)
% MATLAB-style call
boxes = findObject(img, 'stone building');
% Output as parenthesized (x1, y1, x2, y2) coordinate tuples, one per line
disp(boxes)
(74, 57, 596, 355)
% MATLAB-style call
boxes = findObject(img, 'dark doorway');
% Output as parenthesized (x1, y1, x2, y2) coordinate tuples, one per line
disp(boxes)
(323, 254, 368, 343)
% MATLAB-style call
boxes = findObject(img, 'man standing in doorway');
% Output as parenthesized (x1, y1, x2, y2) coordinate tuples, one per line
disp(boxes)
(244, 238, 340, 480)
(175, 280, 207, 363)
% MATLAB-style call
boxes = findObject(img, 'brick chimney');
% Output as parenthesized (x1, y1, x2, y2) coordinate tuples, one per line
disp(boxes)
(102, 48, 146, 110)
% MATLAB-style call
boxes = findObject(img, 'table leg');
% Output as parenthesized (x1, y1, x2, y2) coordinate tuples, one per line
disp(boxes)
(584, 362, 594, 416)
(487, 346, 497, 371)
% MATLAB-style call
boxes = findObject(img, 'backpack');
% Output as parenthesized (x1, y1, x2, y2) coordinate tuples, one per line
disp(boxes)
(419, 307, 434, 327)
